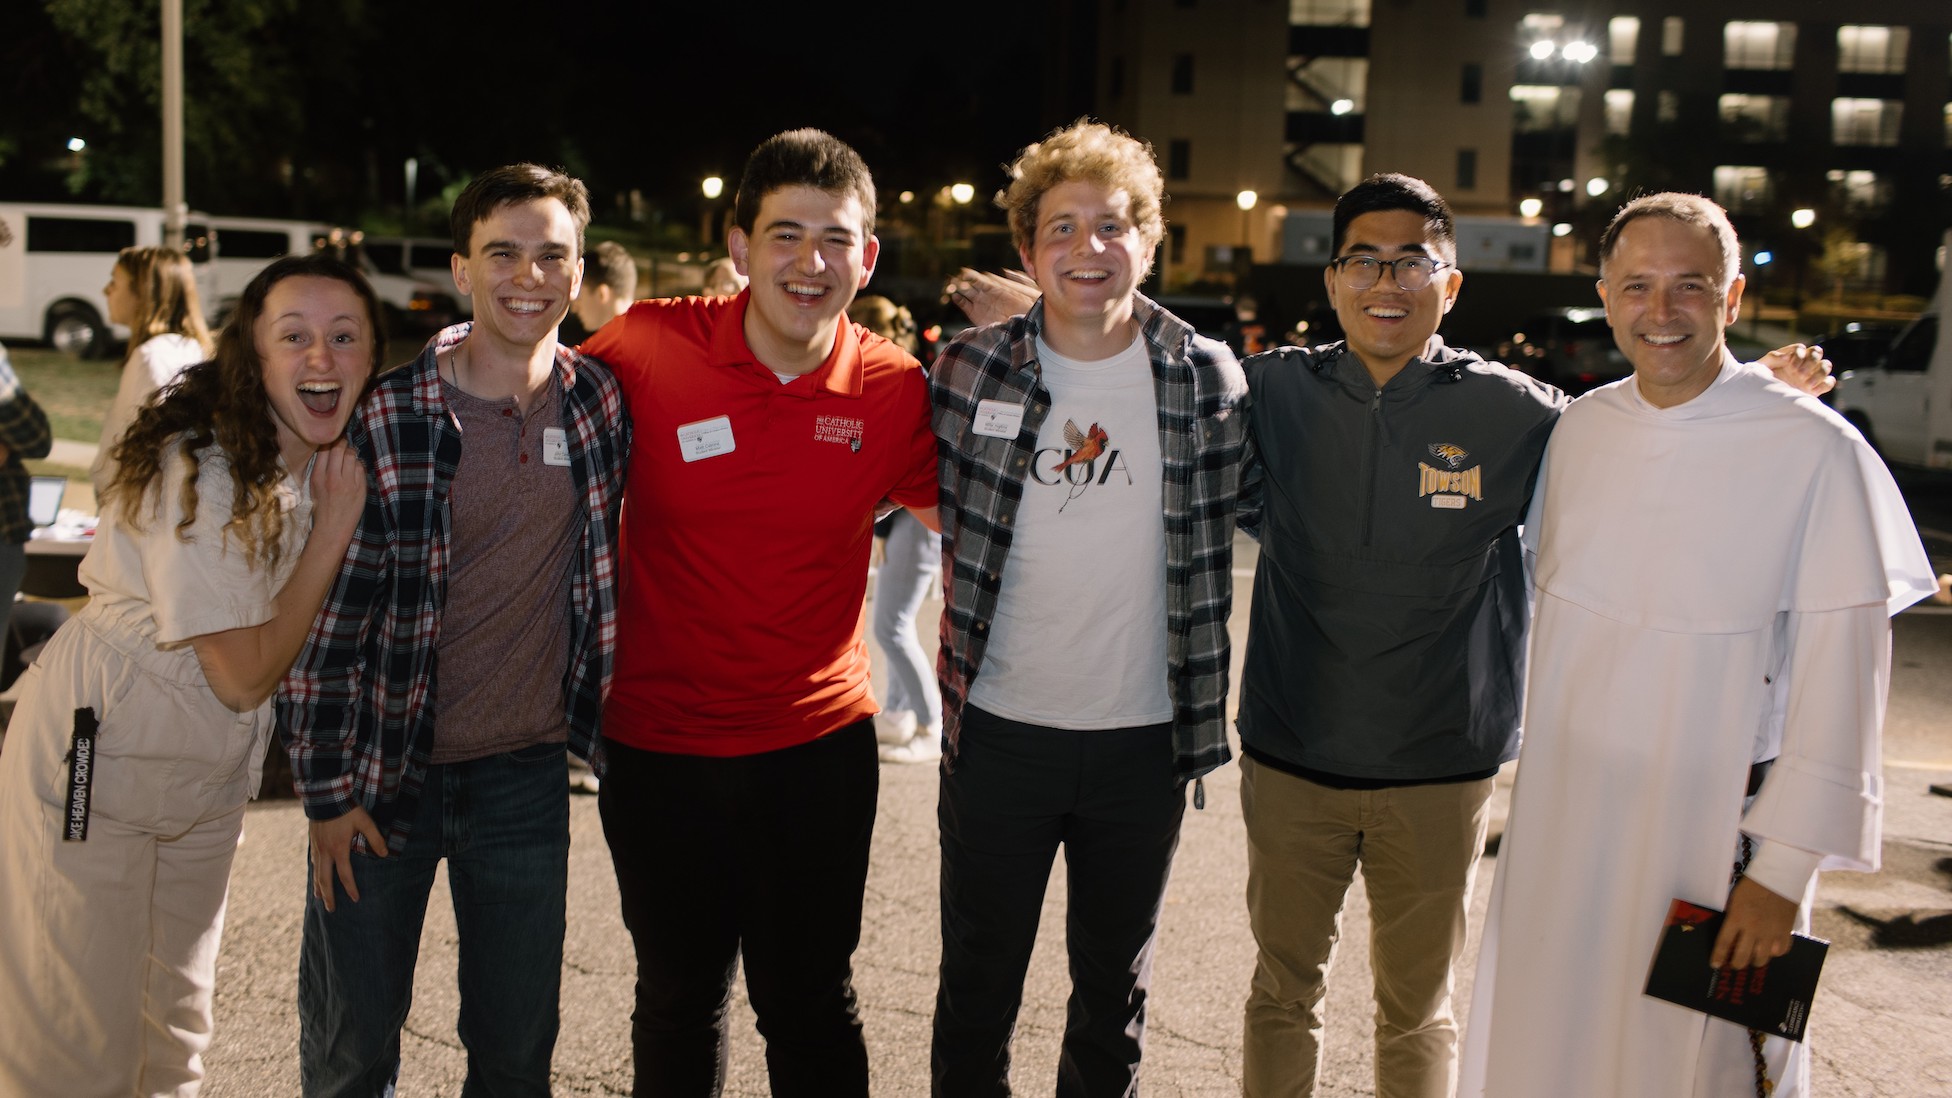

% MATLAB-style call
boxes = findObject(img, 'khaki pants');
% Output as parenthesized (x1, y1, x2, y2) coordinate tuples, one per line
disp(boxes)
(1240, 757, 1494, 1098)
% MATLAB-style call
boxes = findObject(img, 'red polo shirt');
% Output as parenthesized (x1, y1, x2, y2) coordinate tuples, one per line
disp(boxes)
(582, 292, 938, 756)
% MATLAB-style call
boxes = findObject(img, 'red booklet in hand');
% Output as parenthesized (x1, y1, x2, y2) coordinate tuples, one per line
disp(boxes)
(1643, 898, 1829, 1043)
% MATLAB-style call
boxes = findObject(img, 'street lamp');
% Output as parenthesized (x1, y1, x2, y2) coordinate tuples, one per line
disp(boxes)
(950, 183, 975, 206)
(1789, 209, 1817, 316)
(1236, 189, 1258, 263)
(1519, 197, 1544, 219)
(700, 176, 725, 247)
(66, 137, 86, 152)
(1585, 177, 1608, 198)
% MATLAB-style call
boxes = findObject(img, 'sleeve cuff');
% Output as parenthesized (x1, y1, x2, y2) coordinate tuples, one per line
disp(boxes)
(1743, 838, 1824, 904)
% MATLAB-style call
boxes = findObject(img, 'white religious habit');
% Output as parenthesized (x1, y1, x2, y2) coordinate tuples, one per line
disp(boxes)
(1459, 354, 1935, 1098)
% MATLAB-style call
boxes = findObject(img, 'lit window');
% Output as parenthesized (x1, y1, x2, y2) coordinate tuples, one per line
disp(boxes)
(1724, 21, 1796, 71)
(1658, 91, 1679, 124)
(1719, 95, 1791, 143)
(1605, 90, 1634, 137)
(1838, 26, 1909, 75)
(1289, 0, 1370, 27)
(1609, 17, 1640, 66)
(1662, 17, 1684, 57)
(1712, 166, 1775, 213)
(1832, 99, 1904, 147)
(1511, 85, 1581, 132)
(1828, 170, 1893, 213)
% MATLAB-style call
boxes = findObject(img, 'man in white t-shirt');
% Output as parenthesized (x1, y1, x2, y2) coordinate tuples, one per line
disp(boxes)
(928, 121, 1252, 1095)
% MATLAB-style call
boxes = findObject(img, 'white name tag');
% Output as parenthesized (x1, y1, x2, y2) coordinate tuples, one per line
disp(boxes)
(972, 399, 1025, 439)
(678, 415, 736, 462)
(541, 427, 571, 467)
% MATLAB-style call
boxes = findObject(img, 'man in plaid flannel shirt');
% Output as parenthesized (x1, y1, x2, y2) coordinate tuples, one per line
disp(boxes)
(928, 121, 1250, 1095)
(278, 164, 628, 1094)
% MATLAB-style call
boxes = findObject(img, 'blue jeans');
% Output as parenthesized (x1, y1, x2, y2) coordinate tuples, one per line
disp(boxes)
(871, 510, 942, 725)
(298, 741, 571, 1098)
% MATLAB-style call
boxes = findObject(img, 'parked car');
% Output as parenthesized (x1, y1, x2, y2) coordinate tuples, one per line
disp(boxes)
(0, 201, 217, 357)
(1494, 307, 1631, 395)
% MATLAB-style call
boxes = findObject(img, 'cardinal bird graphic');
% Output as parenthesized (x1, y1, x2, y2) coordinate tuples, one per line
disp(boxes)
(1054, 420, 1110, 512)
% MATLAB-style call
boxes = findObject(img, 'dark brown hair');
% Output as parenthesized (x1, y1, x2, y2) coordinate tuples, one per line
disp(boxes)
(108, 253, 384, 568)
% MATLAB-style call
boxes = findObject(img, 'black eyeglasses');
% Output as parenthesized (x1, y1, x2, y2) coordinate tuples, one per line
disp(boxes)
(1330, 255, 1452, 291)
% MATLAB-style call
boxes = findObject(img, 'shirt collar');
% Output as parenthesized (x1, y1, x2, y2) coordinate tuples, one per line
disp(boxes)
(707, 289, 864, 399)
(408, 321, 585, 416)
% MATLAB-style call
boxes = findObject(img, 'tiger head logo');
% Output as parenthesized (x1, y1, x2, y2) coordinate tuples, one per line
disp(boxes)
(1428, 442, 1469, 469)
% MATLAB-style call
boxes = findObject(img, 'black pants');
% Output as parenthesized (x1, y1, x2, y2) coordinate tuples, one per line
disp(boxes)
(933, 707, 1187, 1098)
(598, 721, 878, 1098)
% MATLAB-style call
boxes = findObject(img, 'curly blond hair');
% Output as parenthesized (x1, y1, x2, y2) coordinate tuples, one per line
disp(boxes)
(997, 120, 1166, 256)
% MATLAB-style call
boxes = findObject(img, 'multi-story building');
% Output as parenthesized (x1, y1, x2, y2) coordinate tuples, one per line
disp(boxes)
(1080, 0, 1951, 296)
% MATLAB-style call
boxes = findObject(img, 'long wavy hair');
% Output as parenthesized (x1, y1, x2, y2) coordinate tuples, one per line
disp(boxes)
(106, 254, 384, 569)
(115, 245, 213, 359)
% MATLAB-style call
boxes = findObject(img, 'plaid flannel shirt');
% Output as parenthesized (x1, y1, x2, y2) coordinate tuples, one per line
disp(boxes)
(0, 346, 53, 545)
(931, 294, 1250, 782)
(279, 324, 630, 849)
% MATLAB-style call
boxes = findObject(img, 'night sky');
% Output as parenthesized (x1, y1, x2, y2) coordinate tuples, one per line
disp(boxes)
(1, 0, 1064, 224)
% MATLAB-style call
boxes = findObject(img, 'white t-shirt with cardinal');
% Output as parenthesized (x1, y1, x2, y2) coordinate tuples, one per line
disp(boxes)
(965, 334, 1173, 730)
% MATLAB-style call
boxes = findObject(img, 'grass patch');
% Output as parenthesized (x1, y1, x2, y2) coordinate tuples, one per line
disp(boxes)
(5, 343, 120, 445)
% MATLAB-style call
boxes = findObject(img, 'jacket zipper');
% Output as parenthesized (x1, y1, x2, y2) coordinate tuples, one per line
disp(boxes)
(1360, 387, 1383, 546)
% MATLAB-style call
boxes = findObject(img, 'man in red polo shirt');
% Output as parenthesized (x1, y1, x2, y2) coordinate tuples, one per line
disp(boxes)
(580, 129, 938, 1097)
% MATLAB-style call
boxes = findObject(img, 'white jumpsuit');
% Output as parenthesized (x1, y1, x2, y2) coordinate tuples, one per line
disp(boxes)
(0, 446, 309, 1097)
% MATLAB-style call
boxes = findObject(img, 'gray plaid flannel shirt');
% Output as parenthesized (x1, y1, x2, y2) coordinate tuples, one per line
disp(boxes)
(930, 294, 1251, 783)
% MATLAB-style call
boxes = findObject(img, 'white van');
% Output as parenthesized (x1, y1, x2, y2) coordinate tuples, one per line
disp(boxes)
(201, 220, 459, 338)
(1831, 230, 1952, 470)
(0, 201, 217, 357)
(204, 216, 334, 318)
(359, 235, 466, 314)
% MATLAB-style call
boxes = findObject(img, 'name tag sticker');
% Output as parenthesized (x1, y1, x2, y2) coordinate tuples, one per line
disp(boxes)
(541, 427, 571, 467)
(973, 399, 1025, 439)
(678, 415, 736, 462)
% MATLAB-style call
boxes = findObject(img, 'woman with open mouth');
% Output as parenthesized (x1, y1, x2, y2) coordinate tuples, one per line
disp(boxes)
(0, 253, 381, 1096)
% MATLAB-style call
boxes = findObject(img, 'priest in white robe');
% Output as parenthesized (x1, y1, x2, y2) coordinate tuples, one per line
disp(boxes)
(1460, 193, 1937, 1098)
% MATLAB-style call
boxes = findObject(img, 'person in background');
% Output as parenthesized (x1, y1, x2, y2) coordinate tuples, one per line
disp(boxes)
(0, 342, 51, 651)
(0, 254, 375, 1094)
(848, 294, 943, 765)
(569, 240, 638, 347)
(700, 254, 748, 298)
(92, 245, 215, 495)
